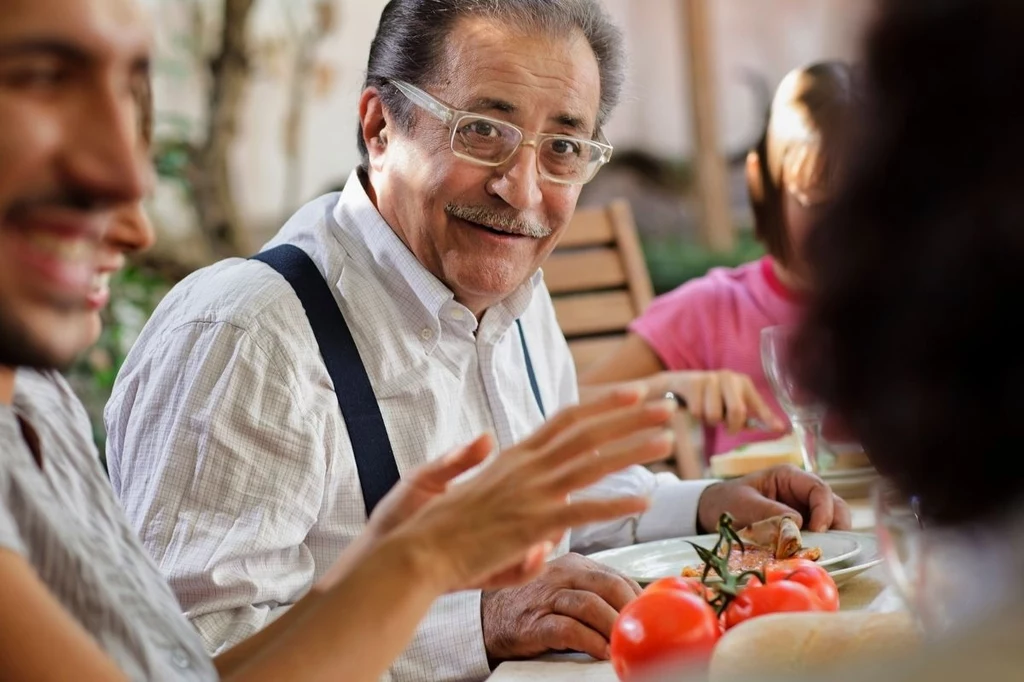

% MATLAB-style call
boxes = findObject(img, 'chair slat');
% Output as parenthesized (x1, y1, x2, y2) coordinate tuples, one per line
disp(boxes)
(553, 291, 636, 336)
(544, 248, 627, 294)
(559, 206, 616, 247)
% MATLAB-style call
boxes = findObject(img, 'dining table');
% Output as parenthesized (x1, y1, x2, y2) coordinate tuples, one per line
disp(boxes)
(488, 497, 890, 681)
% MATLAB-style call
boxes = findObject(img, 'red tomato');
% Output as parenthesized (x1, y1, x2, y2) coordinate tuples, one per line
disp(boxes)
(642, 576, 712, 600)
(723, 580, 822, 630)
(611, 590, 720, 681)
(759, 559, 840, 611)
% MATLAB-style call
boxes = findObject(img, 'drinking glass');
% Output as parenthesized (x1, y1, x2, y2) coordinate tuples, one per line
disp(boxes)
(760, 325, 827, 472)
(872, 478, 1009, 637)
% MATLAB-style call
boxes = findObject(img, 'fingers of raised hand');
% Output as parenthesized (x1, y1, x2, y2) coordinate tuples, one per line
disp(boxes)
(547, 426, 675, 493)
(543, 496, 650, 538)
(414, 433, 495, 492)
(519, 383, 649, 451)
(539, 399, 676, 470)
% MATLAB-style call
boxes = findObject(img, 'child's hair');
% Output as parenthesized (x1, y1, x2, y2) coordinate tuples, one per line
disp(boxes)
(747, 61, 858, 266)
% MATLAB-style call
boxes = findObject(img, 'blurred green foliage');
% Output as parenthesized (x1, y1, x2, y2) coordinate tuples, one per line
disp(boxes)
(643, 229, 765, 295)
(66, 266, 171, 455)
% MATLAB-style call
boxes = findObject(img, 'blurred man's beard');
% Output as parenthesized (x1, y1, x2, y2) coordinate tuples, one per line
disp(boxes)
(0, 309, 75, 371)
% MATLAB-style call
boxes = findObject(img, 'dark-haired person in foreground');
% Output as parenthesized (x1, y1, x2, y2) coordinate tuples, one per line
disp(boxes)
(0, 1, 730, 680)
(106, 0, 849, 679)
(645, 0, 1024, 680)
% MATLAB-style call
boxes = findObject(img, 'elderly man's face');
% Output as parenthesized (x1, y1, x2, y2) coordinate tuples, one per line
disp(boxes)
(0, 0, 150, 369)
(365, 17, 602, 316)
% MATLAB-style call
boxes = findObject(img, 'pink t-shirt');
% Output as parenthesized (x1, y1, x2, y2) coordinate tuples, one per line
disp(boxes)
(630, 257, 802, 459)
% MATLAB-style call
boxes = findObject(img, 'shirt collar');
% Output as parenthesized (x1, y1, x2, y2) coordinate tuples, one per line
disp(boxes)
(330, 169, 540, 341)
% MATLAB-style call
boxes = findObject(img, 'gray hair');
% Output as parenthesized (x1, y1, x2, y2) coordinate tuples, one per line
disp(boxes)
(357, 0, 626, 168)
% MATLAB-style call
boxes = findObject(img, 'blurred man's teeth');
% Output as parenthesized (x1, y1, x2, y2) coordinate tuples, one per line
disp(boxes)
(91, 272, 111, 292)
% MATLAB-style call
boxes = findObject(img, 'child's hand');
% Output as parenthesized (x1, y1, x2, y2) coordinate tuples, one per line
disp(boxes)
(662, 370, 786, 433)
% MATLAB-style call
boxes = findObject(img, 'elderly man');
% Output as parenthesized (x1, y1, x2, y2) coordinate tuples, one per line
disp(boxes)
(106, 1, 849, 680)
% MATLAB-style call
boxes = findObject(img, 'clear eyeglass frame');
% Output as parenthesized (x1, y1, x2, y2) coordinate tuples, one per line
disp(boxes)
(387, 78, 614, 186)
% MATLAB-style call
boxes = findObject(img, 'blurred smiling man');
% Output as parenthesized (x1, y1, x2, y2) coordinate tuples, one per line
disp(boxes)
(0, 0, 148, 387)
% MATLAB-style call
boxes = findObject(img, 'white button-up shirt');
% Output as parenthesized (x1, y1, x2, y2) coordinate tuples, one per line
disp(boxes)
(105, 170, 711, 682)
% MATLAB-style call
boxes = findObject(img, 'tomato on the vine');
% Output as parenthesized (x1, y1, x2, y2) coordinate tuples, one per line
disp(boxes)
(752, 558, 840, 611)
(611, 590, 720, 681)
(723, 580, 822, 629)
(642, 576, 713, 600)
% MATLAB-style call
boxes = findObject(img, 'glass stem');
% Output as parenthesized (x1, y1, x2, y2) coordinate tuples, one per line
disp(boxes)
(792, 419, 823, 473)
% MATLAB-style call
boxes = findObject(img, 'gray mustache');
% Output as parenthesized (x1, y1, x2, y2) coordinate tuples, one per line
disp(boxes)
(445, 203, 551, 239)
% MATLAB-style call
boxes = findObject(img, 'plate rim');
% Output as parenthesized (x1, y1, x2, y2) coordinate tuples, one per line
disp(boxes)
(587, 530, 867, 583)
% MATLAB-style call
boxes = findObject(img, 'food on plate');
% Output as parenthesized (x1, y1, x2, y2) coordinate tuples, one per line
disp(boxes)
(708, 436, 804, 478)
(610, 514, 848, 681)
(680, 515, 822, 578)
(708, 611, 921, 681)
(610, 589, 720, 682)
(709, 435, 873, 478)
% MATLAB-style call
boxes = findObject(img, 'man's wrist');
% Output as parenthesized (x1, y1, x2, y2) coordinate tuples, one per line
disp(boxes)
(695, 481, 722, 534)
(480, 588, 505, 669)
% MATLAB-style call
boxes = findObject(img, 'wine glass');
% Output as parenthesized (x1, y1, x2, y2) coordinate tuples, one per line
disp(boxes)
(872, 479, 928, 629)
(760, 324, 828, 472)
(873, 478, 1009, 637)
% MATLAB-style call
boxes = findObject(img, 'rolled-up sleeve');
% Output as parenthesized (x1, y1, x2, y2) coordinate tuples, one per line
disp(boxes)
(105, 319, 326, 653)
(569, 466, 715, 554)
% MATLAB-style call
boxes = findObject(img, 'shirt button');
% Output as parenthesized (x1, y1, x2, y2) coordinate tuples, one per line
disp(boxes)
(450, 308, 465, 321)
(171, 648, 191, 669)
(420, 328, 433, 340)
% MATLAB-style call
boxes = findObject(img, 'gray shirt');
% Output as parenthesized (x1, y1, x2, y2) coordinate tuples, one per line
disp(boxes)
(0, 369, 217, 681)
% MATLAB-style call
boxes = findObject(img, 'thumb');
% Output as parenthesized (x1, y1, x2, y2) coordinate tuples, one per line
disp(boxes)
(412, 433, 495, 492)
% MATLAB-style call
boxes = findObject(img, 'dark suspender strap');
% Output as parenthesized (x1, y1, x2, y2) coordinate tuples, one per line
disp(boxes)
(516, 318, 547, 419)
(250, 245, 399, 518)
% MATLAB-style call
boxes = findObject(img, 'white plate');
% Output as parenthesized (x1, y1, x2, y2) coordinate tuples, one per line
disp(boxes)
(587, 531, 864, 584)
(827, 533, 883, 586)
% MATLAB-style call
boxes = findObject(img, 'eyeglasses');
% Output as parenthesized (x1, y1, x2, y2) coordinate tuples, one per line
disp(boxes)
(388, 78, 613, 186)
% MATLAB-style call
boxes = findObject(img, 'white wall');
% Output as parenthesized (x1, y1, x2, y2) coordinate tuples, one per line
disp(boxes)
(146, 0, 873, 236)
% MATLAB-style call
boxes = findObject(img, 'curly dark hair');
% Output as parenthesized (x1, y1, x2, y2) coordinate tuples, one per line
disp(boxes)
(795, 0, 1024, 526)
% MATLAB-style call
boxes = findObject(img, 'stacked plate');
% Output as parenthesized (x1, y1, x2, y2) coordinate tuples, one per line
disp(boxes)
(821, 466, 879, 499)
(706, 435, 880, 499)
(586, 530, 882, 588)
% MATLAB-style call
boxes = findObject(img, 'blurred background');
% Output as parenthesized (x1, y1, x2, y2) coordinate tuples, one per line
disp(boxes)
(73, 0, 873, 445)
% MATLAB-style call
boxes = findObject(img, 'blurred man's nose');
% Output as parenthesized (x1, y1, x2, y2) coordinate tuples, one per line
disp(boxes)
(63, 80, 147, 207)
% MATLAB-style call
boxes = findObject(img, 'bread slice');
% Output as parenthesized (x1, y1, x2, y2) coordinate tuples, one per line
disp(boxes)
(709, 435, 804, 478)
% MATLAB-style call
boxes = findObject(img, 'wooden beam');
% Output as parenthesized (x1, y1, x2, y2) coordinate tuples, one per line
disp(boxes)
(682, 0, 735, 252)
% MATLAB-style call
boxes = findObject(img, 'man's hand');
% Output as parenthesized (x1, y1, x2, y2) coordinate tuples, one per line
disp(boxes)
(481, 553, 642, 663)
(696, 464, 852, 533)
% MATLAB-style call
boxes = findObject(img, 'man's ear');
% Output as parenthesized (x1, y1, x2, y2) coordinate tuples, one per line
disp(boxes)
(359, 87, 389, 172)
(746, 150, 765, 204)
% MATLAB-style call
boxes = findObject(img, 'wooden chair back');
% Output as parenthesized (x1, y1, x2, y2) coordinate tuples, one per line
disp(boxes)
(546, 199, 654, 373)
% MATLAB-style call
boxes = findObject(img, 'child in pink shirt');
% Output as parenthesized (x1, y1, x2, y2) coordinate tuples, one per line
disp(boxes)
(581, 61, 857, 464)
